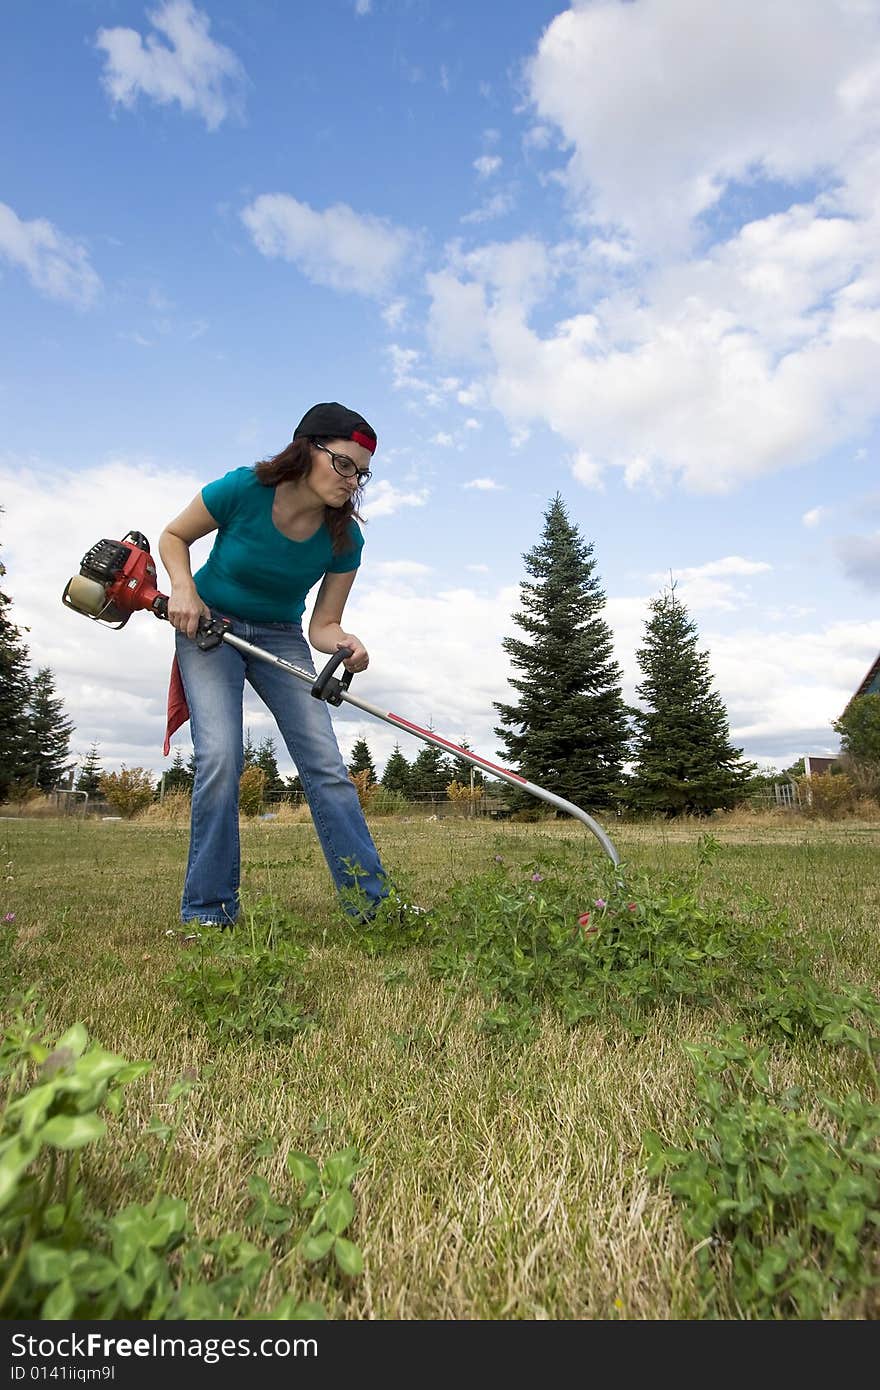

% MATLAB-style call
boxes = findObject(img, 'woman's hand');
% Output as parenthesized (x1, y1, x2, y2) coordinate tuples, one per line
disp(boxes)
(167, 583, 212, 641)
(336, 634, 369, 673)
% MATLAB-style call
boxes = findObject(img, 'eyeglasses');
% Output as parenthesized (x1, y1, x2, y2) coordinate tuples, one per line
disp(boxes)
(311, 440, 372, 485)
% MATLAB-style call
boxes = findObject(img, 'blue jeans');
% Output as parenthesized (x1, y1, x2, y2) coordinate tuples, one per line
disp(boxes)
(175, 619, 388, 924)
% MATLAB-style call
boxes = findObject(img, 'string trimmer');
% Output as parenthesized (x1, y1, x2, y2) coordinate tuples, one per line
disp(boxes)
(62, 530, 621, 866)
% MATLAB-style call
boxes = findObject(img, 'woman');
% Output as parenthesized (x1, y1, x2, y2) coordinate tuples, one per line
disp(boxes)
(159, 401, 389, 929)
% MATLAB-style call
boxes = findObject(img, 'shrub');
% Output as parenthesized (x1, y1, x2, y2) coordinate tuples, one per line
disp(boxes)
(838, 754, 880, 802)
(98, 767, 155, 819)
(796, 772, 854, 819)
(366, 785, 409, 817)
(349, 768, 373, 811)
(239, 765, 265, 817)
(445, 780, 483, 815)
(137, 789, 192, 823)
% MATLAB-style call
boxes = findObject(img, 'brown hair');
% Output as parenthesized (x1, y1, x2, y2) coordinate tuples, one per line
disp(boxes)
(253, 437, 365, 555)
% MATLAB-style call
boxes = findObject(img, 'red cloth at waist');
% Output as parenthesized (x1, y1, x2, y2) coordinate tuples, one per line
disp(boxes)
(163, 655, 190, 756)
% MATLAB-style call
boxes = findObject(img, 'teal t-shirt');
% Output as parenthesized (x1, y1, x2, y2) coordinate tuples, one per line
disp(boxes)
(193, 467, 363, 623)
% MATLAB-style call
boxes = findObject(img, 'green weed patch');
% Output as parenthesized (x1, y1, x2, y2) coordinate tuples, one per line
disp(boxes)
(644, 1033, 880, 1318)
(0, 1006, 364, 1319)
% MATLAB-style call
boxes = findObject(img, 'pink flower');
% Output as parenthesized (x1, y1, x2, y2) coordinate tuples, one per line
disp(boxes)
(627, 902, 637, 912)
(3, 912, 13, 923)
(594, 898, 606, 909)
(530, 872, 544, 883)
(494, 855, 504, 863)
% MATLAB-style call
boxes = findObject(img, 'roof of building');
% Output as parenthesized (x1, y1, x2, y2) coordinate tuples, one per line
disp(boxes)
(839, 650, 880, 720)
(853, 652, 880, 701)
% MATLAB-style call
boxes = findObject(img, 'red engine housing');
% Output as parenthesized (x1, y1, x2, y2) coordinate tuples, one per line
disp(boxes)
(70, 531, 168, 626)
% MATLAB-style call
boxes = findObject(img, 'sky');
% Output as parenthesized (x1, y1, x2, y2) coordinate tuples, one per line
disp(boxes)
(2, 0, 879, 788)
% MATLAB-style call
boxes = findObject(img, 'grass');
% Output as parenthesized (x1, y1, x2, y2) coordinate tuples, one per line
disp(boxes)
(1, 811, 879, 1319)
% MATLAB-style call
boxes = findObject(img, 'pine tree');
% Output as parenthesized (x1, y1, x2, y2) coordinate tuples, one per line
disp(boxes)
(163, 748, 193, 794)
(493, 495, 629, 809)
(348, 736, 376, 783)
(408, 730, 452, 802)
(255, 736, 284, 794)
(23, 667, 75, 791)
(76, 742, 104, 796)
(627, 585, 755, 816)
(381, 744, 411, 797)
(285, 772, 304, 796)
(243, 729, 258, 769)
(0, 536, 32, 802)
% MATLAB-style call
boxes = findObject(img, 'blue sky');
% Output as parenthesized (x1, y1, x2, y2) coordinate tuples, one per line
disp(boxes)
(2, 0, 879, 784)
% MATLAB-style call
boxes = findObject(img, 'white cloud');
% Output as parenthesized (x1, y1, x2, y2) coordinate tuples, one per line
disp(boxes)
(0, 202, 101, 307)
(664, 556, 772, 581)
(359, 479, 429, 519)
(95, 0, 245, 130)
(242, 195, 414, 299)
(522, 124, 553, 152)
(463, 478, 502, 491)
(834, 531, 880, 591)
(474, 155, 502, 178)
(570, 450, 604, 491)
(355, 0, 372, 15)
(642, 555, 773, 612)
(527, 0, 880, 251)
(426, 196, 880, 491)
(430, 432, 454, 447)
(382, 298, 407, 329)
(387, 343, 463, 406)
(372, 560, 432, 579)
(802, 506, 827, 527)
(460, 191, 516, 225)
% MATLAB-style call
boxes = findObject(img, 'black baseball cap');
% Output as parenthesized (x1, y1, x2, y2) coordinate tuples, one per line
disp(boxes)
(293, 402, 377, 455)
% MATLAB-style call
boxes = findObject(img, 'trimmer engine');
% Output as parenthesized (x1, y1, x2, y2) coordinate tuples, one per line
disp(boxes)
(62, 530, 168, 627)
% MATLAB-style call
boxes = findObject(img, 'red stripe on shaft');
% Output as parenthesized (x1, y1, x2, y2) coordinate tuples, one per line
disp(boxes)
(352, 430, 376, 454)
(387, 714, 527, 782)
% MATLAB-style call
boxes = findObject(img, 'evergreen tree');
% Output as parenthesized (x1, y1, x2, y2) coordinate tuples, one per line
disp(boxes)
(408, 730, 452, 801)
(627, 585, 755, 816)
(255, 736, 284, 794)
(285, 772, 304, 796)
(163, 748, 193, 794)
(76, 742, 104, 796)
(493, 495, 629, 809)
(448, 738, 483, 788)
(243, 729, 258, 769)
(348, 736, 376, 783)
(0, 535, 31, 801)
(23, 667, 74, 791)
(381, 744, 411, 797)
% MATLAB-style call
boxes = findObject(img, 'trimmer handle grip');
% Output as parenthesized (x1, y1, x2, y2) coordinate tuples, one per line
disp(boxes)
(312, 647, 354, 705)
(152, 594, 230, 650)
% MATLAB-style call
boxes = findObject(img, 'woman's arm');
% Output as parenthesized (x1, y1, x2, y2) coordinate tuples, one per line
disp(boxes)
(309, 570, 369, 672)
(158, 494, 218, 640)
